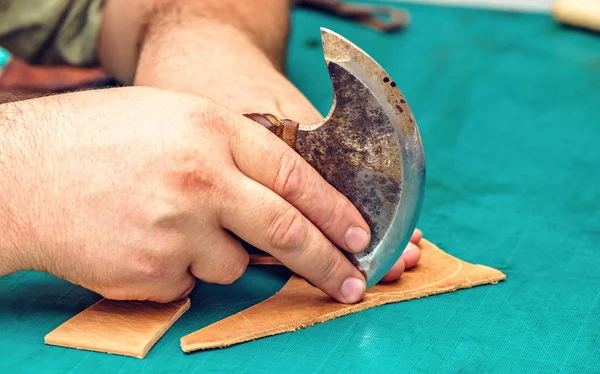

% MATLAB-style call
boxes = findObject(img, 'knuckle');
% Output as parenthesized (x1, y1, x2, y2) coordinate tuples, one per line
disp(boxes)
(218, 257, 249, 285)
(147, 291, 179, 304)
(101, 284, 180, 303)
(188, 102, 233, 144)
(99, 287, 129, 301)
(168, 154, 217, 194)
(179, 277, 197, 298)
(101, 286, 148, 301)
(267, 207, 306, 251)
(132, 251, 170, 280)
(189, 100, 226, 129)
(318, 196, 342, 233)
(274, 154, 305, 199)
(314, 252, 344, 286)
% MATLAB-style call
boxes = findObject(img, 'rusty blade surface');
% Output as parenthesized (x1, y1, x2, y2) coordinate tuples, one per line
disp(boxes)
(295, 28, 426, 288)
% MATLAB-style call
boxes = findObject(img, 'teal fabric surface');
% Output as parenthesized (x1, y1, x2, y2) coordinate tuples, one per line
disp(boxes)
(1, 2, 600, 373)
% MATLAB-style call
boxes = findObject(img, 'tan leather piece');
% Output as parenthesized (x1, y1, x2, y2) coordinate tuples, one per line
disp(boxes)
(249, 254, 283, 265)
(181, 240, 505, 352)
(45, 297, 190, 359)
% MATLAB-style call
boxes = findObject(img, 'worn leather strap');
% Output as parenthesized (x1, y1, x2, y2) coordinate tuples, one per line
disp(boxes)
(293, 0, 410, 32)
(243, 113, 300, 150)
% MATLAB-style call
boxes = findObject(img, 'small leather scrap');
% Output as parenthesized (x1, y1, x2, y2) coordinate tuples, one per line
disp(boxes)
(45, 297, 190, 359)
(293, 0, 410, 32)
(181, 240, 505, 352)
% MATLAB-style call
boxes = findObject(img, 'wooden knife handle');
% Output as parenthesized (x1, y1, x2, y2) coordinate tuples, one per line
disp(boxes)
(553, 0, 600, 33)
(243, 113, 299, 150)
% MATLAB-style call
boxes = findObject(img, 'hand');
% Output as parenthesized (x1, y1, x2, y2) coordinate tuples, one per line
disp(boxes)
(223, 63, 424, 282)
(1, 87, 375, 303)
(135, 37, 424, 284)
(237, 74, 425, 282)
(100, 5, 423, 285)
(380, 229, 423, 282)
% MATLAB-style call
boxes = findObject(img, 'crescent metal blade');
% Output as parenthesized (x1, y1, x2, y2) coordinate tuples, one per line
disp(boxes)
(295, 28, 426, 288)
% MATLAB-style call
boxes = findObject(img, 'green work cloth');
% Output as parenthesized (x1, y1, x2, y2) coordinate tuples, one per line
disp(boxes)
(0, 0, 103, 66)
(1, 2, 599, 373)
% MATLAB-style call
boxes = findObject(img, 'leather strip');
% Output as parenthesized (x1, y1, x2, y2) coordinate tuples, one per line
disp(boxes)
(45, 298, 190, 359)
(180, 240, 506, 352)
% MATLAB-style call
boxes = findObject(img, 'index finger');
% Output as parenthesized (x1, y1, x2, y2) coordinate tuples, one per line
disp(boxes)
(218, 173, 366, 303)
(227, 115, 372, 255)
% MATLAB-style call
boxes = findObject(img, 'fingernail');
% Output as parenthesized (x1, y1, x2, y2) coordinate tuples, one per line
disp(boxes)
(340, 277, 365, 303)
(344, 226, 370, 252)
(402, 243, 421, 269)
(403, 242, 419, 254)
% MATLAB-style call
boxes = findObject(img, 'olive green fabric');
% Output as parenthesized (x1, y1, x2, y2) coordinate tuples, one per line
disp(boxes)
(0, 0, 103, 66)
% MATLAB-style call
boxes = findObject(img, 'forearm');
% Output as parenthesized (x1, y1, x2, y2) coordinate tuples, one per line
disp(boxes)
(99, 0, 291, 87)
(0, 102, 41, 275)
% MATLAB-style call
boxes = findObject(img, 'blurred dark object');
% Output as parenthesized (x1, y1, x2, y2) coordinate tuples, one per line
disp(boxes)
(553, 0, 600, 34)
(294, 0, 410, 32)
(0, 50, 114, 103)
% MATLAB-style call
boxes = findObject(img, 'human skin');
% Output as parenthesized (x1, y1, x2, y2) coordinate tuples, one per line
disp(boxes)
(0, 87, 378, 303)
(98, 0, 423, 278)
(0, 0, 422, 304)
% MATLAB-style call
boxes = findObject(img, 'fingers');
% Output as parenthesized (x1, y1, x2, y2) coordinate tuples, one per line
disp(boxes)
(189, 229, 249, 285)
(411, 228, 423, 244)
(380, 259, 405, 283)
(176, 278, 197, 299)
(227, 116, 371, 254)
(401, 242, 421, 269)
(218, 174, 366, 303)
(101, 272, 196, 304)
(404, 228, 422, 269)
(379, 229, 423, 283)
(151, 274, 196, 303)
(378, 244, 420, 284)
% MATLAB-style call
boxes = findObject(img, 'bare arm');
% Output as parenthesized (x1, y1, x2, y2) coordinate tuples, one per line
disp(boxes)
(99, 0, 290, 78)
(0, 87, 372, 303)
(97, 0, 317, 119)
(0, 102, 41, 275)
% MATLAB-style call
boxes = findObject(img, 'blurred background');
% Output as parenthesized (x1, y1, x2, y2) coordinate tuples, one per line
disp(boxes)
(386, 0, 553, 12)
